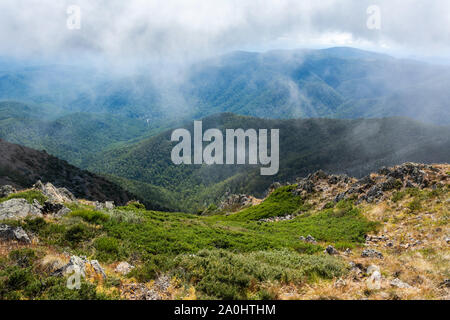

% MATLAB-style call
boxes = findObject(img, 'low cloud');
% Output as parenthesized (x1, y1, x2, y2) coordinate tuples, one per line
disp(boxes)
(0, 0, 449, 63)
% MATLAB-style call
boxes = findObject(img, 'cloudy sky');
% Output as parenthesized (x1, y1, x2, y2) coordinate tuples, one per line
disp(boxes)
(1, 0, 449, 63)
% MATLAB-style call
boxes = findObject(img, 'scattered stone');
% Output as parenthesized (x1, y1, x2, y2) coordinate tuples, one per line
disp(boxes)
(334, 278, 346, 288)
(390, 278, 413, 289)
(366, 265, 380, 276)
(0, 224, 31, 243)
(0, 198, 42, 221)
(362, 249, 384, 259)
(260, 214, 295, 223)
(367, 271, 382, 290)
(325, 245, 338, 255)
(154, 274, 171, 292)
(115, 262, 135, 275)
(0, 185, 16, 198)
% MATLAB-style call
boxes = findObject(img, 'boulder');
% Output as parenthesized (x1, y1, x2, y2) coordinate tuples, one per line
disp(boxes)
(366, 265, 380, 276)
(0, 185, 16, 198)
(0, 224, 31, 243)
(367, 271, 382, 290)
(43, 201, 72, 217)
(53, 255, 106, 279)
(53, 255, 88, 277)
(105, 201, 115, 210)
(55, 207, 72, 217)
(325, 245, 338, 255)
(0, 199, 42, 221)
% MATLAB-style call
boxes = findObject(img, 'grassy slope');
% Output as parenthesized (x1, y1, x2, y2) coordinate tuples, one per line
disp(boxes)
(0, 187, 376, 300)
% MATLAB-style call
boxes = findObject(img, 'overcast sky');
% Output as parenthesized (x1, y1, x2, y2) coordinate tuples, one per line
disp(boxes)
(1, 0, 449, 64)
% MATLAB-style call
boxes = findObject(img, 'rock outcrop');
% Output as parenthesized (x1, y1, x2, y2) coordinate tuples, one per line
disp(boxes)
(0, 198, 42, 221)
(0, 185, 16, 198)
(0, 224, 31, 243)
(33, 181, 76, 204)
(53, 255, 106, 279)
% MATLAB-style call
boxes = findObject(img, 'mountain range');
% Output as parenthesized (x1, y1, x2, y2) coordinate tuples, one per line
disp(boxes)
(0, 47, 449, 211)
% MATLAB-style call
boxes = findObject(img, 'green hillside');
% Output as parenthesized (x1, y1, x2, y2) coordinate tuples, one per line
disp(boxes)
(87, 113, 450, 211)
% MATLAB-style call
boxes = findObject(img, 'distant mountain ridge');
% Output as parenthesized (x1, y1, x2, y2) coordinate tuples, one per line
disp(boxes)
(0, 47, 449, 125)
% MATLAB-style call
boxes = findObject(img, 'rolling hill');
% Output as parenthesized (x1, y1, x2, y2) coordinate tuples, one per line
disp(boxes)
(87, 113, 450, 211)
(0, 139, 136, 207)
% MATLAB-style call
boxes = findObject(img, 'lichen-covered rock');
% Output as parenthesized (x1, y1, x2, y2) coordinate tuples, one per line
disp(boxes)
(33, 180, 75, 204)
(0, 198, 42, 221)
(0, 224, 31, 243)
(390, 278, 413, 289)
(53, 256, 106, 279)
(0, 185, 16, 198)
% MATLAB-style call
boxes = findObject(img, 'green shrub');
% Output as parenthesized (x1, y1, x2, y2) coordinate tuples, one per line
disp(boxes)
(173, 249, 347, 299)
(24, 217, 48, 233)
(94, 237, 121, 262)
(120, 201, 145, 210)
(408, 199, 422, 213)
(392, 191, 406, 203)
(64, 224, 94, 244)
(230, 185, 303, 221)
(69, 209, 109, 224)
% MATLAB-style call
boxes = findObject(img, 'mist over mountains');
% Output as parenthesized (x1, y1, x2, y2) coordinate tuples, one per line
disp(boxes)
(1, 47, 449, 125)
(0, 47, 449, 211)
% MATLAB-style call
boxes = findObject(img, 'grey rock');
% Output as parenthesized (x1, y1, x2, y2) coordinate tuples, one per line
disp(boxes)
(0, 198, 43, 221)
(334, 278, 346, 288)
(362, 249, 384, 259)
(390, 278, 412, 289)
(55, 207, 72, 217)
(366, 265, 380, 276)
(381, 177, 398, 191)
(105, 201, 115, 210)
(325, 245, 338, 255)
(0, 185, 16, 198)
(0, 224, 31, 243)
(367, 271, 382, 290)
(300, 235, 318, 243)
(90, 260, 106, 279)
(53, 256, 106, 279)
(33, 181, 75, 204)
(53, 255, 88, 277)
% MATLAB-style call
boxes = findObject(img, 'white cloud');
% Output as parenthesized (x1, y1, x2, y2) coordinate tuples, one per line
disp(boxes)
(0, 0, 449, 62)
